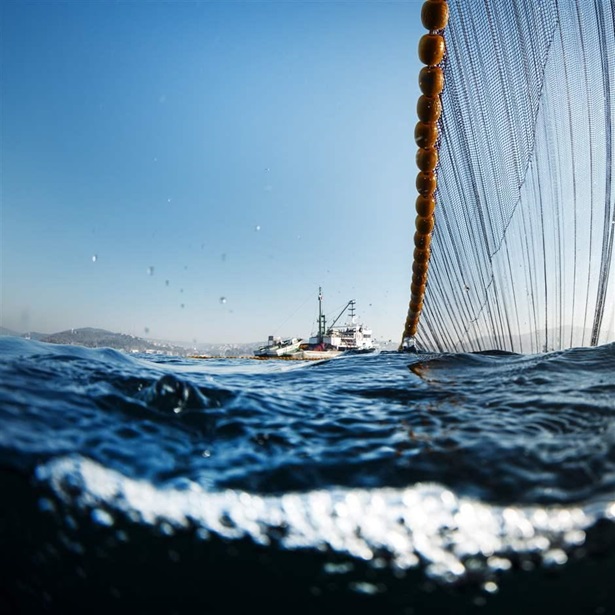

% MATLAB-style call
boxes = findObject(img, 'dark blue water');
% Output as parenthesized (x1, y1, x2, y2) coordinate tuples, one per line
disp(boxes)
(1, 336, 614, 614)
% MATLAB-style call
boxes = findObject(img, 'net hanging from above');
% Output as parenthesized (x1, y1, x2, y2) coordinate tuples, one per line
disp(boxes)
(404, 0, 615, 353)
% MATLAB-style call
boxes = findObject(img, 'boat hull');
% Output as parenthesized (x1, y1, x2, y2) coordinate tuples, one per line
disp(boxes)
(253, 349, 342, 361)
(254, 339, 303, 357)
(294, 350, 342, 360)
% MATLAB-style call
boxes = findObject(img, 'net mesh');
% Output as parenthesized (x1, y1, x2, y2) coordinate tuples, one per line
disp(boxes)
(414, 0, 615, 353)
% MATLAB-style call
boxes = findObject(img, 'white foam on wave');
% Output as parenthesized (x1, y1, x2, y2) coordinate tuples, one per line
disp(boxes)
(36, 455, 606, 586)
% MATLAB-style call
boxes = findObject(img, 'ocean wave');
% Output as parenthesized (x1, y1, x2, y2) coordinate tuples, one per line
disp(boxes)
(1, 337, 614, 612)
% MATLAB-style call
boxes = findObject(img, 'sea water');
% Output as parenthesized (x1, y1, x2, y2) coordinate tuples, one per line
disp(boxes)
(1, 336, 614, 614)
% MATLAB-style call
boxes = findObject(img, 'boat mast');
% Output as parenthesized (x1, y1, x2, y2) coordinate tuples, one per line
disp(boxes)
(317, 287, 326, 342)
(327, 299, 356, 331)
(349, 300, 356, 324)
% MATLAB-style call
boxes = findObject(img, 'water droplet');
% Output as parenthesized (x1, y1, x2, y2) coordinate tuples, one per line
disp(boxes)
(349, 582, 382, 596)
(144, 327, 150, 334)
(324, 562, 354, 575)
(91, 508, 115, 527)
(219, 297, 227, 304)
(255, 225, 261, 232)
(180, 303, 185, 309)
(563, 529, 586, 546)
(92, 254, 98, 263)
(167, 197, 172, 203)
(221, 253, 227, 262)
(165, 280, 170, 286)
(202, 449, 211, 458)
(543, 549, 568, 567)
(147, 266, 154, 276)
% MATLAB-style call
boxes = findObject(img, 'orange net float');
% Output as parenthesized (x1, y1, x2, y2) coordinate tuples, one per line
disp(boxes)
(411, 282, 426, 297)
(421, 1, 449, 32)
(416, 194, 436, 217)
(414, 231, 432, 249)
(415, 122, 438, 148)
(419, 66, 444, 96)
(410, 289, 424, 302)
(404, 319, 418, 337)
(417, 95, 442, 123)
(410, 316, 421, 328)
(410, 281, 425, 295)
(416, 214, 435, 235)
(410, 298, 424, 313)
(418, 34, 445, 66)
(415, 217, 435, 236)
(416, 147, 438, 172)
(416, 171, 437, 196)
(413, 260, 429, 276)
(413, 274, 429, 290)
(406, 311, 420, 326)
(413, 247, 431, 263)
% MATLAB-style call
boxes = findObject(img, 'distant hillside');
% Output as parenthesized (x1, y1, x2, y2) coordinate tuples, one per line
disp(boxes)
(1, 327, 49, 340)
(20, 331, 49, 341)
(40, 327, 190, 356)
(1, 325, 263, 357)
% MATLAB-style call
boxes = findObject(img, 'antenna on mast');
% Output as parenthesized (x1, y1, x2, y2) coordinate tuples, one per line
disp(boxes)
(349, 300, 356, 324)
(317, 287, 326, 342)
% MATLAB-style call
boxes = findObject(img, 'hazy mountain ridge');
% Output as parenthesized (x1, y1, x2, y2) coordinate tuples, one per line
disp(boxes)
(1, 327, 192, 356)
(45, 328, 193, 355)
(0, 326, 269, 357)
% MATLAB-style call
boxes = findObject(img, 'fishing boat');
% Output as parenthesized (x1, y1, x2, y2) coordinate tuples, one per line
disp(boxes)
(254, 337, 303, 358)
(254, 288, 374, 360)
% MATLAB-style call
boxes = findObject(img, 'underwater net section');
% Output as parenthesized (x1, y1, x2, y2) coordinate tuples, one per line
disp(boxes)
(412, 0, 615, 353)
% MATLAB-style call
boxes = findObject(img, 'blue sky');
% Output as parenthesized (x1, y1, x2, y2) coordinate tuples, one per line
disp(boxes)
(2, 0, 424, 344)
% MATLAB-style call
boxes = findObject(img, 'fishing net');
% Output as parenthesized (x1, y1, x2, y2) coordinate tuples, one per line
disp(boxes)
(407, 0, 615, 353)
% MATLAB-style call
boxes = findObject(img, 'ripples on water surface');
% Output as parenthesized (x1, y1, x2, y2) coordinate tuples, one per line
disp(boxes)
(1, 337, 614, 613)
